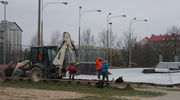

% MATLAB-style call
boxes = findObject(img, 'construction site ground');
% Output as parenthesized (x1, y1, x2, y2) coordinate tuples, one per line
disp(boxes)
(0, 80, 180, 100)
(0, 69, 180, 100)
(0, 87, 88, 100)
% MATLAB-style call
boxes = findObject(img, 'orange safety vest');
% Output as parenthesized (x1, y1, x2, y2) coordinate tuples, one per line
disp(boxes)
(96, 59, 102, 70)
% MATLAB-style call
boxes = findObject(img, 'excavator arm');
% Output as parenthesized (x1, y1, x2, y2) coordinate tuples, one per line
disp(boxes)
(53, 32, 79, 76)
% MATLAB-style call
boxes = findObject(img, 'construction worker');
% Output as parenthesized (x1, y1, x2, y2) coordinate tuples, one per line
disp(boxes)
(96, 57, 103, 79)
(38, 52, 43, 62)
(102, 61, 109, 82)
(67, 66, 76, 80)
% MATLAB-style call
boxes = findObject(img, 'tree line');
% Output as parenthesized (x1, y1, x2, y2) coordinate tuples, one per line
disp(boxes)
(30, 26, 180, 67)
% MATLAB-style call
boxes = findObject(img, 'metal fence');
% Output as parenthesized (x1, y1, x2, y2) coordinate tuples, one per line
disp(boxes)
(0, 45, 106, 65)
(0, 44, 30, 64)
(78, 48, 105, 62)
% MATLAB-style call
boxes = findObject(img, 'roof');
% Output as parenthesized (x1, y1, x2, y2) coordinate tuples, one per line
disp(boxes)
(13, 22, 23, 32)
(138, 37, 148, 45)
(147, 34, 180, 42)
(0, 21, 23, 32)
(148, 35, 164, 41)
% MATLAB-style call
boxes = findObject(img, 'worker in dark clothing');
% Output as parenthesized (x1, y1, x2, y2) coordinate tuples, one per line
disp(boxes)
(96, 57, 103, 79)
(67, 66, 76, 80)
(102, 61, 109, 82)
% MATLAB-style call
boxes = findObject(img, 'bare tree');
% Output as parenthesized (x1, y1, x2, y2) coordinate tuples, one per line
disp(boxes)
(98, 30, 107, 48)
(132, 44, 158, 67)
(166, 26, 180, 34)
(110, 31, 117, 49)
(163, 32, 180, 61)
(123, 31, 129, 50)
(49, 31, 62, 46)
(30, 33, 38, 46)
(110, 36, 124, 66)
(80, 29, 96, 62)
(123, 31, 137, 50)
(116, 37, 123, 49)
(166, 26, 180, 61)
(122, 30, 137, 66)
(81, 29, 95, 47)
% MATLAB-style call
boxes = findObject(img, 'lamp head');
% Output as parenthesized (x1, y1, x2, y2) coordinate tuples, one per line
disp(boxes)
(109, 22, 112, 25)
(122, 15, 126, 17)
(62, 2, 68, 5)
(97, 10, 101, 12)
(0, 1, 8, 5)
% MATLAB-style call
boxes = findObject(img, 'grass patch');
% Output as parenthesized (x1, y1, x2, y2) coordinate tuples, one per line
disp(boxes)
(0, 81, 164, 98)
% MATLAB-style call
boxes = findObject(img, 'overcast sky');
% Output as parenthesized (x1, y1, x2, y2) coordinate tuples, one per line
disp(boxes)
(1, 0, 180, 45)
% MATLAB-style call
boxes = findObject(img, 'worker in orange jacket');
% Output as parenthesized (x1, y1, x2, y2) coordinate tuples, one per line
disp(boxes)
(96, 57, 103, 79)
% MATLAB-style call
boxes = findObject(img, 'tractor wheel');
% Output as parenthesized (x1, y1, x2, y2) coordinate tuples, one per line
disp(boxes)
(30, 67, 43, 82)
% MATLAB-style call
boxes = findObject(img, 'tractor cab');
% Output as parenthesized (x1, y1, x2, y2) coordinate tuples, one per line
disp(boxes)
(29, 46, 59, 80)
(30, 46, 58, 65)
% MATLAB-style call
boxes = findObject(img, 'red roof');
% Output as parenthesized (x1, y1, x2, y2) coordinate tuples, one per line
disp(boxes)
(147, 34, 180, 42)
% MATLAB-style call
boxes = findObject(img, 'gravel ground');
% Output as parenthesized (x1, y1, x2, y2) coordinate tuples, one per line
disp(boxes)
(140, 88, 180, 100)
(0, 86, 180, 100)
(0, 87, 89, 100)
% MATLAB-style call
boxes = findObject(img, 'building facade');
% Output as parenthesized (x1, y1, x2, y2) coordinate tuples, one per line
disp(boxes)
(0, 21, 23, 64)
(139, 34, 180, 62)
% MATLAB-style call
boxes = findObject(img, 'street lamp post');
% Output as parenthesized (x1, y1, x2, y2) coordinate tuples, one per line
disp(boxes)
(109, 22, 112, 67)
(78, 6, 82, 50)
(78, 6, 101, 61)
(41, 0, 68, 46)
(0, 1, 8, 21)
(38, 0, 41, 46)
(106, 13, 126, 64)
(106, 13, 111, 61)
(128, 18, 147, 67)
(0, 0, 8, 64)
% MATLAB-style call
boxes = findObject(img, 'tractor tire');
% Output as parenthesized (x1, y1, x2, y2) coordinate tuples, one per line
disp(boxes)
(30, 67, 43, 82)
